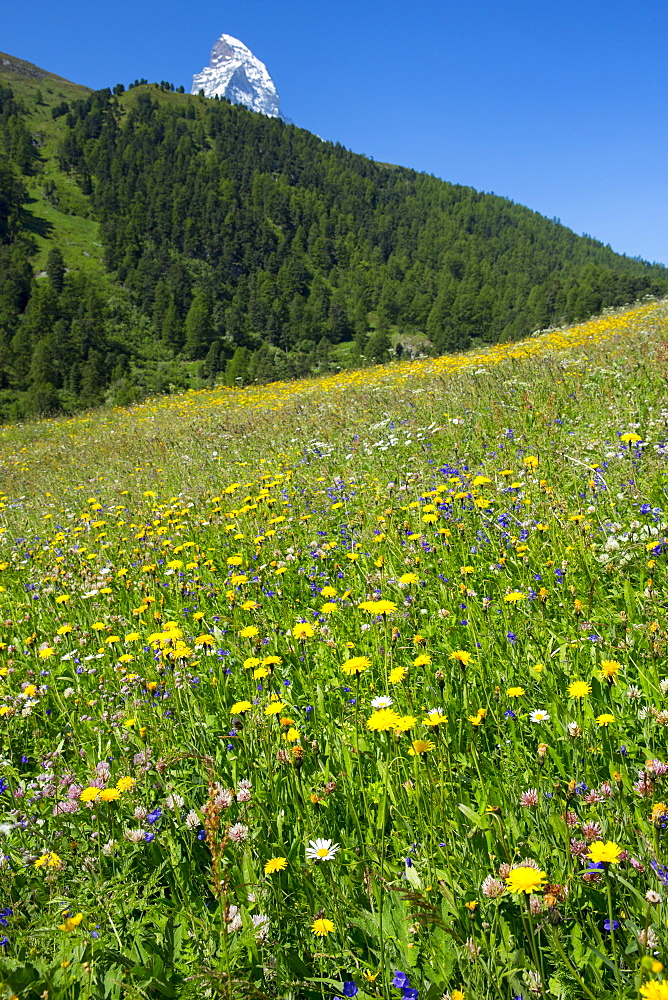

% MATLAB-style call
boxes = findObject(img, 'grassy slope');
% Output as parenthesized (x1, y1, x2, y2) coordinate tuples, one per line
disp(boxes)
(1, 298, 666, 491)
(0, 52, 103, 275)
(0, 301, 667, 996)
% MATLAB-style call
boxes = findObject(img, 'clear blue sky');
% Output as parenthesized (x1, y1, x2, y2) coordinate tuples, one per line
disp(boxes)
(4, 0, 667, 264)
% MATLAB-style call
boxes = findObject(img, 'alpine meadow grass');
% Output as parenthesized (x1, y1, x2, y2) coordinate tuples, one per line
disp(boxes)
(1, 299, 668, 999)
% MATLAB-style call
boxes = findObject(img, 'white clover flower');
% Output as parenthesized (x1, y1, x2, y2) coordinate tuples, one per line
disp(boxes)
(124, 829, 145, 844)
(184, 810, 199, 830)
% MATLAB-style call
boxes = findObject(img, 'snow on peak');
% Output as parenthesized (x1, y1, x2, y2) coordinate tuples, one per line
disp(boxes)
(191, 34, 280, 118)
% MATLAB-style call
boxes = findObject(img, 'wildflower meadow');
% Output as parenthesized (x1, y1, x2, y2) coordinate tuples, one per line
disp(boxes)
(1, 300, 668, 1000)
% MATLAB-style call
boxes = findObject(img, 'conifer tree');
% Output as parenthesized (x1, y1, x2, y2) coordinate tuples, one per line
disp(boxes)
(46, 246, 66, 294)
(184, 291, 213, 359)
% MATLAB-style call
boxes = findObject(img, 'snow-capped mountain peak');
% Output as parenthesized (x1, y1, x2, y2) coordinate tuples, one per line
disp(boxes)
(191, 34, 280, 118)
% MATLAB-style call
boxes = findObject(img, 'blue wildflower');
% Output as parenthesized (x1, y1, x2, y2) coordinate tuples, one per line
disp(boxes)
(651, 859, 668, 886)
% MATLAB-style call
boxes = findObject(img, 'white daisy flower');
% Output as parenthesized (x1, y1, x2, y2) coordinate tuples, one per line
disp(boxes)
(371, 695, 393, 709)
(305, 838, 341, 862)
(530, 709, 550, 723)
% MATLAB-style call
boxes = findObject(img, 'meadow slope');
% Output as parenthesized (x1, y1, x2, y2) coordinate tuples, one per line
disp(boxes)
(1, 300, 668, 999)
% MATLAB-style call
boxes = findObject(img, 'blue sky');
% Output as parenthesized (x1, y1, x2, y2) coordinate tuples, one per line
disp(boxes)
(4, 0, 667, 264)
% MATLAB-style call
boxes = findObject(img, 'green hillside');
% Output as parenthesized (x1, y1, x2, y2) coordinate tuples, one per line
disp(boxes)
(1, 300, 668, 998)
(0, 53, 97, 273)
(1, 53, 667, 421)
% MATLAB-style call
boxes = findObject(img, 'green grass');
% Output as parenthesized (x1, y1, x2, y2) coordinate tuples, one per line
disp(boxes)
(0, 51, 104, 276)
(0, 301, 667, 999)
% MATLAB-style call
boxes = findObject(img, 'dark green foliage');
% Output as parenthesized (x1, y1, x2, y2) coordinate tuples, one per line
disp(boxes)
(0, 73, 666, 420)
(51, 100, 69, 119)
(46, 246, 65, 293)
(0, 83, 37, 174)
(0, 160, 27, 244)
(225, 346, 251, 386)
(184, 290, 213, 359)
(366, 326, 392, 363)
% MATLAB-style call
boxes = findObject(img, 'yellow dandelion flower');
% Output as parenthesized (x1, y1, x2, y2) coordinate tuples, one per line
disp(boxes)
(423, 709, 448, 727)
(99, 788, 121, 802)
(358, 600, 397, 615)
(312, 917, 335, 936)
(292, 623, 315, 639)
(587, 841, 621, 864)
(264, 857, 288, 875)
(262, 655, 282, 667)
(651, 802, 668, 825)
(367, 708, 402, 731)
(449, 650, 472, 666)
(599, 659, 621, 681)
(394, 715, 417, 732)
(505, 866, 547, 894)
(59, 911, 83, 932)
(408, 739, 435, 755)
(341, 656, 370, 675)
(640, 983, 668, 1000)
(568, 680, 591, 698)
(238, 626, 259, 638)
(34, 851, 61, 868)
(413, 654, 431, 667)
(80, 787, 101, 802)
(504, 592, 526, 603)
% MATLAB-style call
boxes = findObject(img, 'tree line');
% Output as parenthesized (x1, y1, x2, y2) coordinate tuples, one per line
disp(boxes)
(0, 79, 666, 419)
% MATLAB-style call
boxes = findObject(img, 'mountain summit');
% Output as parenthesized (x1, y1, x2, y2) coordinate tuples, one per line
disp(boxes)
(191, 34, 280, 117)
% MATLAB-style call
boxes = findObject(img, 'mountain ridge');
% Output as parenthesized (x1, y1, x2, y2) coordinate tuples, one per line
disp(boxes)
(0, 51, 91, 91)
(191, 34, 280, 117)
(0, 52, 666, 422)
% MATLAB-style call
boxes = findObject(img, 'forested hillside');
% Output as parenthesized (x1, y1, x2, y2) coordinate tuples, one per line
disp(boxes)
(1, 55, 667, 419)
